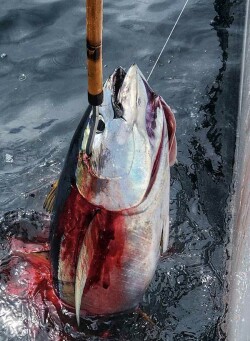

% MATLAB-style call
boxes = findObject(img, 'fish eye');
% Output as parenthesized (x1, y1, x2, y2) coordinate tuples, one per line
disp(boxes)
(96, 115, 105, 133)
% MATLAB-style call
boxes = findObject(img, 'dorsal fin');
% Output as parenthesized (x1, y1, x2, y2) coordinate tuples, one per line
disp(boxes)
(43, 180, 59, 213)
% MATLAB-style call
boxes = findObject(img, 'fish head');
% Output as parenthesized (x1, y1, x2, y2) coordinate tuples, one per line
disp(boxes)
(76, 64, 176, 211)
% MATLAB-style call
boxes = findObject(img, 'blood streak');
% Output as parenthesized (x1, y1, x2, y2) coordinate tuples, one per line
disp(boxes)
(84, 210, 125, 292)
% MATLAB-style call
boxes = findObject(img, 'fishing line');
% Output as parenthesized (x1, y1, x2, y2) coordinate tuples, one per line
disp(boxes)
(147, 0, 190, 81)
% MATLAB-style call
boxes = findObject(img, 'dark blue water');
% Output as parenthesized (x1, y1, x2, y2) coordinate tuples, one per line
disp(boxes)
(0, 0, 246, 340)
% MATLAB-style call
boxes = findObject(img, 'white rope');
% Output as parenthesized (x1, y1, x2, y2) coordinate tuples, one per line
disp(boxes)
(147, 0, 190, 81)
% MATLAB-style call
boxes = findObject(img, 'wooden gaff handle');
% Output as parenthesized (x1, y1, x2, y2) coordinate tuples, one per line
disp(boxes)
(86, 0, 103, 106)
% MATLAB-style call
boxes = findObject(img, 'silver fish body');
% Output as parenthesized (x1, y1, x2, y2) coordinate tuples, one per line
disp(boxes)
(49, 65, 177, 319)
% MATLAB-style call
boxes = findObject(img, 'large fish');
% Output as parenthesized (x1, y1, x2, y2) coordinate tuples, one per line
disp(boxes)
(44, 64, 177, 322)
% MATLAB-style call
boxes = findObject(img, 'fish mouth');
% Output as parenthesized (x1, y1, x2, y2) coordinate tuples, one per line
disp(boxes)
(111, 67, 126, 118)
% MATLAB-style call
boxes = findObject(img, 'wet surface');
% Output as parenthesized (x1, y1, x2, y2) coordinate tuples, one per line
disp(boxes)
(0, 0, 247, 340)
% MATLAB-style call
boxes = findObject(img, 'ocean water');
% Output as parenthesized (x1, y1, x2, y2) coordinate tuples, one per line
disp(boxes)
(0, 0, 247, 340)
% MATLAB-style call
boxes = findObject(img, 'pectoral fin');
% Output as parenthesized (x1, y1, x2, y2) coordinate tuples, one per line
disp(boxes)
(75, 241, 89, 325)
(160, 97, 177, 166)
(43, 180, 59, 213)
(75, 221, 94, 325)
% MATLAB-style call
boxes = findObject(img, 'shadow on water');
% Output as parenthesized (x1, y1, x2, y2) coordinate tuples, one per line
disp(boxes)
(0, 0, 246, 340)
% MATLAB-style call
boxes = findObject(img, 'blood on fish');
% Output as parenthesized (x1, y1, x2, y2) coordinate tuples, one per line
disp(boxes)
(55, 184, 126, 301)
(47, 64, 177, 315)
(84, 209, 125, 292)
(55, 185, 96, 280)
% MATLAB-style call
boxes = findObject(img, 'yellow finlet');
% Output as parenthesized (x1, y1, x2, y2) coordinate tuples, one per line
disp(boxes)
(43, 180, 58, 213)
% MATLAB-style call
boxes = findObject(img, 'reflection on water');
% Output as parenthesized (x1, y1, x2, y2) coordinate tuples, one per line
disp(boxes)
(0, 0, 247, 339)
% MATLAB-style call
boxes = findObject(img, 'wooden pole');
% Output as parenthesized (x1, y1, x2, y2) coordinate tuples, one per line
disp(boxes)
(86, 0, 103, 106)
